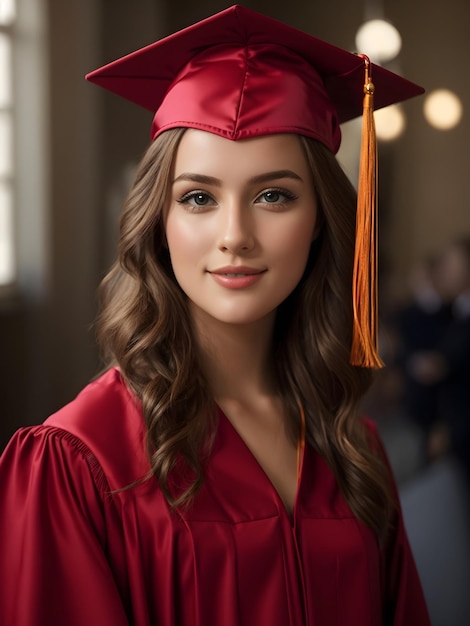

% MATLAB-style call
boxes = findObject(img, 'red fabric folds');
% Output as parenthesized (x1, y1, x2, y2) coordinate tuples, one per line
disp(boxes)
(0, 368, 430, 625)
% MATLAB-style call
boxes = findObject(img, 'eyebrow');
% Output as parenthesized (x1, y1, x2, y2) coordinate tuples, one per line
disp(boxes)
(172, 169, 304, 186)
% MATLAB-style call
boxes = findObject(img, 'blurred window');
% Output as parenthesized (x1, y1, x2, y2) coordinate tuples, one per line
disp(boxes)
(0, 1, 16, 286)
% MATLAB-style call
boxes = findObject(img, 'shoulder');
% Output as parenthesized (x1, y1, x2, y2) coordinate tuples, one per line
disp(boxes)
(1, 369, 151, 546)
(47, 367, 138, 432)
(359, 416, 399, 495)
(43, 368, 150, 488)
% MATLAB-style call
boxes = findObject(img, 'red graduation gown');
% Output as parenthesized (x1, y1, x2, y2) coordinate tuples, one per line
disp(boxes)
(0, 368, 430, 625)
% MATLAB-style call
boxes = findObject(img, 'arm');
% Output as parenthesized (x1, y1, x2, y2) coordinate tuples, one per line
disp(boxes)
(0, 426, 130, 626)
(382, 499, 430, 626)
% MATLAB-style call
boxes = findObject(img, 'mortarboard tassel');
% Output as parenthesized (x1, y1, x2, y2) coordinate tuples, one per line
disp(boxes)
(351, 56, 384, 368)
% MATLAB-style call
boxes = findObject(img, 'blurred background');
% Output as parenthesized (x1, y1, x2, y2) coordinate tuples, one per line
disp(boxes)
(0, 0, 469, 623)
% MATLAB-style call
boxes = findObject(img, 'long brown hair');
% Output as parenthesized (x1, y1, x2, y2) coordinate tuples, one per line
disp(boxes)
(97, 129, 395, 541)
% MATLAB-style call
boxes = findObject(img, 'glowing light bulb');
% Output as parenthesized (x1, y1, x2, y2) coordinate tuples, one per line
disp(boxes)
(355, 19, 402, 64)
(375, 105, 405, 141)
(423, 89, 463, 130)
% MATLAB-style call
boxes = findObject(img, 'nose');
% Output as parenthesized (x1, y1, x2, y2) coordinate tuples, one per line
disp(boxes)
(217, 201, 255, 254)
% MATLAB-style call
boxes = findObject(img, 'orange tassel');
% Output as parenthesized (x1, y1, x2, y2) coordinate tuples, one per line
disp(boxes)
(350, 56, 384, 368)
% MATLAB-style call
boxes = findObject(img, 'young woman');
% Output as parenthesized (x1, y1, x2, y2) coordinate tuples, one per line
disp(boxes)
(0, 6, 430, 625)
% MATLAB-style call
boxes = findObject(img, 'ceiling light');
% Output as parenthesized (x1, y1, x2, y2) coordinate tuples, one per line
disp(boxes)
(355, 19, 402, 64)
(423, 89, 463, 130)
(375, 105, 406, 141)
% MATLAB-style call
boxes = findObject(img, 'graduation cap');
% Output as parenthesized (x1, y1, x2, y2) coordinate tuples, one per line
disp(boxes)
(86, 4, 424, 367)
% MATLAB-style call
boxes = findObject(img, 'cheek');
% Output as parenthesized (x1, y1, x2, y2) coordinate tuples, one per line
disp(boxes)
(277, 216, 318, 283)
(273, 214, 317, 259)
(166, 215, 200, 264)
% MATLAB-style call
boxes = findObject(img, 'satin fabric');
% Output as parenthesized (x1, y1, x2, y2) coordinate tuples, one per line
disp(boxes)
(0, 368, 430, 625)
(150, 42, 341, 152)
(86, 6, 424, 153)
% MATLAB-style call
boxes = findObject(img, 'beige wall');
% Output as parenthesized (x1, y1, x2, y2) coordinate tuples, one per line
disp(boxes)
(1, 0, 469, 446)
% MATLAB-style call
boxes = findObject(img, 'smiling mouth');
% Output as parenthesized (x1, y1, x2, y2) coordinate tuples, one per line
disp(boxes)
(208, 269, 266, 289)
(221, 272, 255, 277)
(209, 268, 266, 276)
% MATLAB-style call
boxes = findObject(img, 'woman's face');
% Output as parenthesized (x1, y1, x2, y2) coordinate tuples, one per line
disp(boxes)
(165, 129, 318, 328)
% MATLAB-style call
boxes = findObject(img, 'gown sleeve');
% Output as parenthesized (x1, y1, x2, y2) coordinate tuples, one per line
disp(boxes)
(0, 426, 130, 626)
(382, 495, 430, 625)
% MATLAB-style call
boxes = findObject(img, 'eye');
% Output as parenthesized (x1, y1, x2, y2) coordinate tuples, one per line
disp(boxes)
(177, 190, 216, 209)
(256, 188, 298, 205)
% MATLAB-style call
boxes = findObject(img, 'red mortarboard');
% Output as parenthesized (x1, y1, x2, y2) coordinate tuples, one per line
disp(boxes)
(86, 5, 424, 367)
(86, 4, 423, 153)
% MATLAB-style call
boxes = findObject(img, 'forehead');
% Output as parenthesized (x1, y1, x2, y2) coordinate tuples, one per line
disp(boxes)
(172, 130, 310, 177)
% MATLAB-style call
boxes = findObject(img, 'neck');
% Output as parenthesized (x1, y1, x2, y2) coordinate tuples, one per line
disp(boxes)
(191, 307, 278, 401)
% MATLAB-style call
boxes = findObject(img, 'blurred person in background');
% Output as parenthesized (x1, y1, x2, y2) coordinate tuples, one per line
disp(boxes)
(394, 254, 453, 446)
(402, 238, 470, 479)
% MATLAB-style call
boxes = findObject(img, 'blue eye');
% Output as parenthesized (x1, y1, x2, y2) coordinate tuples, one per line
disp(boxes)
(177, 191, 215, 208)
(257, 188, 297, 205)
(262, 191, 282, 203)
(193, 193, 210, 205)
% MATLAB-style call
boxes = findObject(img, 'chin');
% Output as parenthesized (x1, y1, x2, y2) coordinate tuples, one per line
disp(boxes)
(192, 304, 276, 328)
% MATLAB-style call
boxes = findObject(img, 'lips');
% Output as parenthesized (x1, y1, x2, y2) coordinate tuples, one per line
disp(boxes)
(208, 266, 266, 289)
(209, 266, 266, 276)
